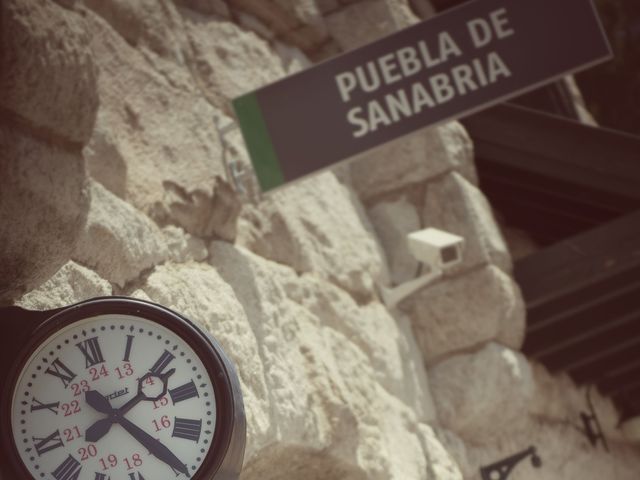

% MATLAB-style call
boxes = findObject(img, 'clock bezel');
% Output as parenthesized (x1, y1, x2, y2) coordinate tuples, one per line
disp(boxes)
(0, 296, 243, 480)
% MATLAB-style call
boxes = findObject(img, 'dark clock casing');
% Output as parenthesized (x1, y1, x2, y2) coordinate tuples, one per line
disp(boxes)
(0, 296, 246, 480)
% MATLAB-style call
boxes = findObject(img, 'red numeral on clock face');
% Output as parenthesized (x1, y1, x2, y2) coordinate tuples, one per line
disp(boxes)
(78, 444, 98, 460)
(153, 396, 168, 410)
(70, 380, 89, 397)
(63, 426, 82, 442)
(124, 454, 143, 470)
(61, 400, 81, 416)
(99, 454, 118, 470)
(152, 415, 171, 432)
(115, 363, 134, 379)
(89, 365, 109, 381)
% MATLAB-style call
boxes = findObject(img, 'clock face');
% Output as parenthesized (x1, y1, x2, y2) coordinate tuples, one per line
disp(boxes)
(10, 314, 218, 480)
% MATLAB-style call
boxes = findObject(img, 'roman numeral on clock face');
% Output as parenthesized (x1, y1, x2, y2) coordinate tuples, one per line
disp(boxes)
(33, 430, 63, 456)
(94, 473, 110, 480)
(128, 473, 146, 480)
(30, 398, 59, 414)
(172, 418, 202, 442)
(52, 454, 82, 480)
(45, 358, 77, 388)
(169, 380, 199, 404)
(123, 334, 135, 362)
(76, 336, 105, 368)
(149, 350, 175, 375)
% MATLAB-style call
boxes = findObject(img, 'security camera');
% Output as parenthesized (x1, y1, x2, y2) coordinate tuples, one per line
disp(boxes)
(378, 228, 465, 309)
(407, 228, 464, 270)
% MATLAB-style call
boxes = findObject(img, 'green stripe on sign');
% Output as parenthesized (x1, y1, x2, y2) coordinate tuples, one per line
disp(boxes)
(232, 93, 285, 192)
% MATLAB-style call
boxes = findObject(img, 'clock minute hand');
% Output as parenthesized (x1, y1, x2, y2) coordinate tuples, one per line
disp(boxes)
(116, 415, 189, 476)
(85, 418, 114, 443)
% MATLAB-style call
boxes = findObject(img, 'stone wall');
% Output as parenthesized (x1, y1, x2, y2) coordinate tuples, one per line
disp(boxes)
(1, 0, 639, 478)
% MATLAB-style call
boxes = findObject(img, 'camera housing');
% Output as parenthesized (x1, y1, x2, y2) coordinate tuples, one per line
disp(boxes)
(407, 228, 464, 271)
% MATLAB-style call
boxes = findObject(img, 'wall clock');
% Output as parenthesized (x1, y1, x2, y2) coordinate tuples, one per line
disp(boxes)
(0, 296, 245, 480)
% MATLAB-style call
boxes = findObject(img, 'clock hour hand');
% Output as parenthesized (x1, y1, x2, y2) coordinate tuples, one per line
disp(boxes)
(86, 389, 114, 414)
(85, 390, 116, 443)
(85, 418, 114, 443)
(117, 416, 189, 476)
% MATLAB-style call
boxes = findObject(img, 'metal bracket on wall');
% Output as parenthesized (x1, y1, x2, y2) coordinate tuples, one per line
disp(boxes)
(215, 116, 260, 203)
(579, 385, 610, 452)
(479, 446, 542, 480)
(215, 118, 245, 193)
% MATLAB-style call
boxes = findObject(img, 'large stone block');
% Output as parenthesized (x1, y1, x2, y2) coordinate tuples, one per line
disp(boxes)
(209, 242, 438, 477)
(368, 197, 421, 286)
(180, 7, 289, 110)
(284, 274, 436, 421)
(162, 225, 209, 263)
(0, 0, 98, 143)
(240, 445, 370, 480)
(417, 424, 465, 480)
(210, 242, 351, 462)
(130, 262, 271, 462)
(274, 41, 313, 75)
(429, 343, 534, 443)
(83, 0, 187, 62)
(326, 0, 418, 49)
(236, 171, 387, 299)
(73, 181, 169, 287)
(350, 123, 476, 201)
(422, 172, 511, 273)
(403, 265, 526, 363)
(427, 426, 472, 480)
(0, 126, 89, 301)
(227, 0, 329, 52)
(16, 261, 112, 310)
(83, 11, 240, 240)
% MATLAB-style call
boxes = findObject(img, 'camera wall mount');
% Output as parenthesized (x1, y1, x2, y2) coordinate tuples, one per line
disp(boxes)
(378, 228, 465, 308)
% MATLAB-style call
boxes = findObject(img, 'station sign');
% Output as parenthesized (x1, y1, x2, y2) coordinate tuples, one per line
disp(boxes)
(233, 0, 611, 192)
